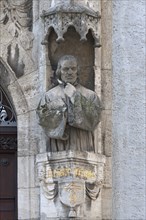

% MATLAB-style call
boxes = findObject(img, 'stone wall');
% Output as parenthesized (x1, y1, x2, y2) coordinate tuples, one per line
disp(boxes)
(112, 0, 146, 219)
(101, 1, 112, 219)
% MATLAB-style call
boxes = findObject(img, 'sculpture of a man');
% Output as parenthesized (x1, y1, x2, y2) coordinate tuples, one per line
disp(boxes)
(37, 55, 101, 152)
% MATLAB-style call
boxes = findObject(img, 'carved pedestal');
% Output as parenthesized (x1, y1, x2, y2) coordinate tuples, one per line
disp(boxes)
(36, 151, 105, 219)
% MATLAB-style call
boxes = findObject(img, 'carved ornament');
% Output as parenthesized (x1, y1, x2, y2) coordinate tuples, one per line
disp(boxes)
(46, 166, 96, 180)
(59, 181, 85, 217)
(0, 158, 10, 166)
(41, 2, 101, 47)
(0, 0, 33, 50)
(0, 87, 16, 127)
(37, 155, 105, 218)
(0, 136, 17, 150)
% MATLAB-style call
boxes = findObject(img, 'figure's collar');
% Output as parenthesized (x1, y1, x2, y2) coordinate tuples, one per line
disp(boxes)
(73, 80, 78, 86)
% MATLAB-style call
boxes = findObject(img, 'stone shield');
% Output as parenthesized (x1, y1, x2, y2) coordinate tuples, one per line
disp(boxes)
(59, 180, 85, 208)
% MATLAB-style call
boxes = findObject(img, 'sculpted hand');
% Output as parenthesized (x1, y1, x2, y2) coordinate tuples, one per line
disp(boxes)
(64, 83, 76, 98)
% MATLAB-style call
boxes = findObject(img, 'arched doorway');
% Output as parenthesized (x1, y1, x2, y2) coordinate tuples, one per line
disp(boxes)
(0, 86, 17, 219)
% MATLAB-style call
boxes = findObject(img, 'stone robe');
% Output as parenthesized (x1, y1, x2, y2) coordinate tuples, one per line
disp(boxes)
(37, 83, 101, 152)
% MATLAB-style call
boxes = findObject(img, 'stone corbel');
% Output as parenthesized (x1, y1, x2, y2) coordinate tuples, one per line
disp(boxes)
(36, 152, 105, 218)
(41, 2, 101, 47)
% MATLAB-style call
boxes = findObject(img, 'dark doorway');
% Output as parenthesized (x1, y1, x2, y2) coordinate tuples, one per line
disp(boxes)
(0, 139, 17, 220)
(0, 86, 17, 220)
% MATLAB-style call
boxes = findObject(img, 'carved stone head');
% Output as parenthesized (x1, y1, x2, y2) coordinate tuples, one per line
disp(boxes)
(56, 55, 79, 85)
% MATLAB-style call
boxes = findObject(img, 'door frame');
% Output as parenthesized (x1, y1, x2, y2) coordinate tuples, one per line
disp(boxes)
(0, 127, 17, 219)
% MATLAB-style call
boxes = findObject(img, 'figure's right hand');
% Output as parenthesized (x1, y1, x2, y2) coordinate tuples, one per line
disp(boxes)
(64, 83, 76, 98)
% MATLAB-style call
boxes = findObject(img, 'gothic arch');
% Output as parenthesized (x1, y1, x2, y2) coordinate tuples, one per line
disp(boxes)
(0, 58, 33, 219)
(0, 58, 29, 116)
(0, 59, 18, 219)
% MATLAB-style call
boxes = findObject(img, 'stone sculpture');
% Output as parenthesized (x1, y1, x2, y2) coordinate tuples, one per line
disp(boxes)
(37, 55, 101, 152)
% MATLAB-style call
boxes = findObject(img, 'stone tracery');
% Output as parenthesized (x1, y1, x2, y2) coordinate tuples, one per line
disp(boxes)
(41, 1, 101, 47)
(0, 86, 16, 127)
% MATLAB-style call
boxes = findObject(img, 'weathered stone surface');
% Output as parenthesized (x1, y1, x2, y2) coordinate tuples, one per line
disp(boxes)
(39, 0, 51, 14)
(101, 0, 112, 36)
(17, 71, 40, 110)
(8, 81, 29, 115)
(102, 188, 112, 220)
(0, 59, 16, 86)
(101, 33, 112, 71)
(104, 157, 112, 188)
(101, 0, 112, 70)
(100, 1, 112, 219)
(33, 0, 39, 23)
(101, 70, 112, 110)
(102, 110, 112, 157)
(18, 187, 40, 219)
(83, 0, 100, 11)
(112, 0, 146, 219)
(18, 156, 36, 188)
(17, 113, 30, 154)
(17, 111, 40, 156)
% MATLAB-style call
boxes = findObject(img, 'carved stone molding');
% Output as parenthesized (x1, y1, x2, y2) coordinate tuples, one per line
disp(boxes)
(41, 2, 101, 47)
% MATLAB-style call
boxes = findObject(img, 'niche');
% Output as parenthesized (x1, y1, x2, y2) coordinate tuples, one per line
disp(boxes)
(48, 26, 95, 90)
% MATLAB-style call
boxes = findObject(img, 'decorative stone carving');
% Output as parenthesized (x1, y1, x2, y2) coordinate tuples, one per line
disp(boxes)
(0, 0, 34, 50)
(59, 180, 85, 217)
(37, 55, 102, 152)
(41, 1, 101, 47)
(7, 44, 25, 78)
(0, 137, 17, 150)
(36, 151, 105, 219)
(0, 0, 32, 28)
(0, 158, 10, 166)
(0, 87, 16, 127)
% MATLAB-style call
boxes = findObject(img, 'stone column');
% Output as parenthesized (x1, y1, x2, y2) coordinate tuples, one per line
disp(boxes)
(112, 0, 146, 219)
